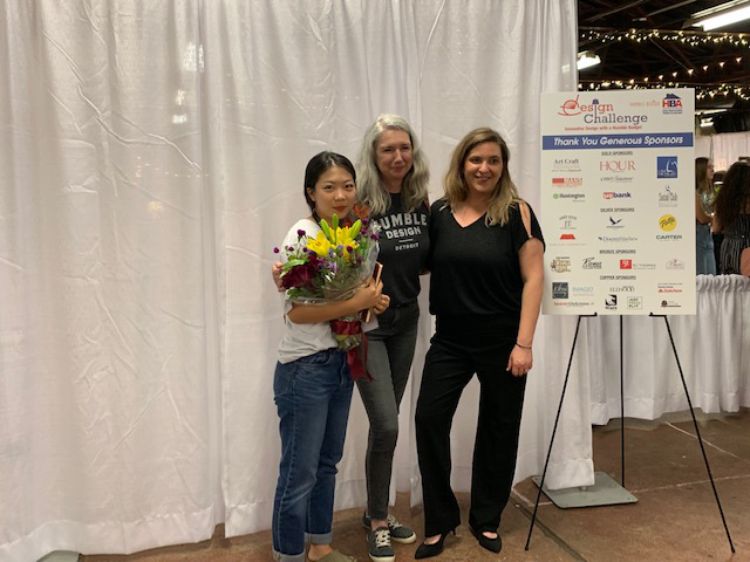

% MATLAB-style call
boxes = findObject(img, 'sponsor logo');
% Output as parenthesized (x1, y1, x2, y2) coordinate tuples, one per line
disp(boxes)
(550, 257, 572, 273)
(582, 257, 603, 269)
(657, 156, 678, 178)
(658, 283, 683, 294)
(552, 282, 569, 299)
(659, 214, 677, 232)
(600, 249, 636, 255)
(620, 259, 633, 269)
(554, 300, 595, 308)
(656, 234, 683, 241)
(627, 296, 643, 310)
(658, 185, 678, 207)
(600, 160, 636, 173)
(559, 233, 576, 240)
(605, 294, 618, 310)
(552, 158, 582, 172)
(601, 150, 634, 156)
(666, 258, 684, 270)
(599, 235, 638, 243)
(662, 93, 683, 114)
(553, 192, 586, 201)
(660, 299, 681, 309)
(603, 191, 632, 199)
(609, 285, 635, 293)
(552, 177, 584, 187)
(607, 216, 624, 229)
(633, 262, 656, 270)
(557, 95, 648, 126)
(571, 286, 595, 295)
(559, 214, 578, 229)
(600, 274, 637, 280)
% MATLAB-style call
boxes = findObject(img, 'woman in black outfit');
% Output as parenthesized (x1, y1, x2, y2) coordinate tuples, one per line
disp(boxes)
(414, 128, 544, 558)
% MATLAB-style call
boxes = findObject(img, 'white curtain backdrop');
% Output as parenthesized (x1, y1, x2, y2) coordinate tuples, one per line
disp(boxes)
(1, 1, 578, 560)
(696, 130, 750, 170)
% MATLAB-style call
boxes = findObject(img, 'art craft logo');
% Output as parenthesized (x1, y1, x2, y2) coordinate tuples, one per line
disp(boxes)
(658, 185, 678, 207)
(657, 156, 678, 178)
(551, 257, 572, 273)
(659, 214, 677, 232)
(603, 191, 632, 199)
(620, 259, 633, 269)
(552, 282, 569, 299)
(600, 159, 636, 173)
(552, 158, 582, 172)
(662, 93, 683, 114)
(605, 294, 618, 310)
(552, 177, 584, 187)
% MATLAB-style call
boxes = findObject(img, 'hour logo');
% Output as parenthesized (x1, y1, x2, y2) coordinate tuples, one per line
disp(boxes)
(657, 156, 678, 178)
(659, 214, 677, 232)
(600, 160, 636, 173)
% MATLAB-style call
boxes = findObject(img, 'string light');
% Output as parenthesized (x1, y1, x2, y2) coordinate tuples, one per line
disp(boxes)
(580, 28, 750, 48)
(579, 80, 749, 101)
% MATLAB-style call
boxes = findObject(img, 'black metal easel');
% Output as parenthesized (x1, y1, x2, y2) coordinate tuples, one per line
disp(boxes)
(524, 313, 735, 554)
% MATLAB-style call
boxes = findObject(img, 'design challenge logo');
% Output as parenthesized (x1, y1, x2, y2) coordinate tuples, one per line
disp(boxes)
(662, 93, 683, 114)
(657, 156, 678, 178)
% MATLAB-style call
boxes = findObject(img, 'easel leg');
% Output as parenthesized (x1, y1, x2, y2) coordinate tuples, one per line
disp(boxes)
(525, 315, 584, 550)
(661, 315, 735, 554)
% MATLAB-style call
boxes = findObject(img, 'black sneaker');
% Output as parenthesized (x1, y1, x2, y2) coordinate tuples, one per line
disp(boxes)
(367, 526, 395, 562)
(362, 513, 417, 545)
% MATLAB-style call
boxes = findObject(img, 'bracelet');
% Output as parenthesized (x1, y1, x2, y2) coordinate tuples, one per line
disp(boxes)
(515, 342, 532, 350)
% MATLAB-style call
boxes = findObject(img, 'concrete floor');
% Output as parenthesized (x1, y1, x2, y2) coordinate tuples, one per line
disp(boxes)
(80, 409, 750, 562)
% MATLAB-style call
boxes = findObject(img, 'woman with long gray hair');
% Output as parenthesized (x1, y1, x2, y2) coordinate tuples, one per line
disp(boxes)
(355, 114, 430, 562)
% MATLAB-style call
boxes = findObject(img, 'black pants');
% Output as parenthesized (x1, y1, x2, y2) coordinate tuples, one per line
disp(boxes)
(415, 316, 526, 536)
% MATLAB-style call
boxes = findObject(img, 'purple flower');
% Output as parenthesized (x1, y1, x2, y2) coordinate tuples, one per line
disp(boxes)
(297, 229, 306, 237)
(346, 246, 353, 253)
(273, 247, 280, 254)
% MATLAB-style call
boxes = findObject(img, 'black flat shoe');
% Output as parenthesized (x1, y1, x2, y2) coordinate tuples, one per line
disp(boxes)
(414, 529, 455, 559)
(469, 526, 502, 553)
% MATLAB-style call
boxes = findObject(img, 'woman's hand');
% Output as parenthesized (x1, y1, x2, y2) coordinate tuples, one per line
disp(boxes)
(372, 294, 390, 315)
(506, 344, 532, 377)
(271, 261, 284, 292)
(351, 279, 383, 312)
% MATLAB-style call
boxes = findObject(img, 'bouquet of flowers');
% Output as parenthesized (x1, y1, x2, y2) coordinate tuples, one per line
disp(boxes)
(274, 212, 380, 376)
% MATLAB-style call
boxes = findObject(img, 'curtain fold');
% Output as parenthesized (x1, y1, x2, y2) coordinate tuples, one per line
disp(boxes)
(1, 1, 580, 558)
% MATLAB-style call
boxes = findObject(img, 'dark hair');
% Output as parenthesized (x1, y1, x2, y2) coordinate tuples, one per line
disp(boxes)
(715, 160, 750, 230)
(303, 151, 356, 212)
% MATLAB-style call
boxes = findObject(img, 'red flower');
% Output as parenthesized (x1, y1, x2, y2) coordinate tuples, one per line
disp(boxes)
(281, 255, 320, 289)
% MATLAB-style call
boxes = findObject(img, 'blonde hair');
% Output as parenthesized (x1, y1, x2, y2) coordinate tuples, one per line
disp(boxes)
(356, 114, 429, 216)
(444, 127, 519, 226)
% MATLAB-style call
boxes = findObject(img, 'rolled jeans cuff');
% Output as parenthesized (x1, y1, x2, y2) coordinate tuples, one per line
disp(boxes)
(306, 531, 333, 545)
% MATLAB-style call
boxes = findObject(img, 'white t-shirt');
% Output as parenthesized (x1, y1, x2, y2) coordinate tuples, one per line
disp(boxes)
(277, 218, 338, 363)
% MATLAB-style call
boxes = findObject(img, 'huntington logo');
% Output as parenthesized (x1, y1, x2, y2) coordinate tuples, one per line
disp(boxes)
(659, 214, 677, 232)
(657, 156, 678, 178)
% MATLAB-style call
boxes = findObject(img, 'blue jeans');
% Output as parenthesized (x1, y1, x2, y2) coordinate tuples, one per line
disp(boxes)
(272, 349, 353, 562)
(356, 300, 420, 520)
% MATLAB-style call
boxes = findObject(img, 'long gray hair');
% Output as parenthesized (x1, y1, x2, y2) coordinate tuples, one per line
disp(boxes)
(356, 114, 429, 216)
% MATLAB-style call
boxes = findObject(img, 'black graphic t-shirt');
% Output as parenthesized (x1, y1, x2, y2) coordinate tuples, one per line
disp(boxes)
(371, 193, 430, 307)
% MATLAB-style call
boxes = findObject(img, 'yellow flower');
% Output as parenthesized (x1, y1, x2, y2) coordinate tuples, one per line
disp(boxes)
(306, 232, 335, 257)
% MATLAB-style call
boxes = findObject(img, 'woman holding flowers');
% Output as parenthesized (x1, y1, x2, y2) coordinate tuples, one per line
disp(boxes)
(354, 115, 430, 562)
(272, 151, 388, 562)
(414, 128, 544, 558)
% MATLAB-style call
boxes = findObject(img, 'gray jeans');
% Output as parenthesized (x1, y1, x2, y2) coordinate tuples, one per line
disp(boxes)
(356, 300, 420, 520)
